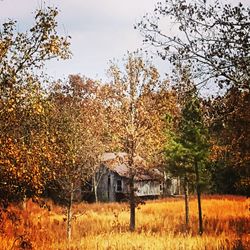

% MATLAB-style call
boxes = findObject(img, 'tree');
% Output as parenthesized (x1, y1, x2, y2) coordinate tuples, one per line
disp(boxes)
(46, 83, 89, 241)
(165, 74, 210, 234)
(59, 75, 108, 203)
(0, 6, 71, 205)
(179, 87, 210, 235)
(165, 125, 193, 230)
(0, 82, 53, 204)
(46, 76, 106, 240)
(104, 54, 177, 231)
(208, 87, 250, 195)
(137, 0, 250, 91)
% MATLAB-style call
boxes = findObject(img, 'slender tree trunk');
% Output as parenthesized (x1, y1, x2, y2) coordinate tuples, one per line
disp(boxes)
(183, 175, 189, 229)
(93, 176, 98, 202)
(94, 185, 98, 203)
(195, 160, 203, 235)
(128, 83, 136, 232)
(21, 194, 27, 210)
(178, 177, 181, 195)
(129, 175, 135, 232)
(67, 183, 74, 241)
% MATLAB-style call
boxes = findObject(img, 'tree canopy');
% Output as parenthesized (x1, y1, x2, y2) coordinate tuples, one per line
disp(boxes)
(137, 0, 250, 91)
(0, 6, 71, 204)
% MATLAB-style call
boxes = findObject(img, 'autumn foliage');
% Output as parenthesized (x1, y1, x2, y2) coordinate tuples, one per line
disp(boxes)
(208, 88, 250, 195)
(0, 1, 249, 249)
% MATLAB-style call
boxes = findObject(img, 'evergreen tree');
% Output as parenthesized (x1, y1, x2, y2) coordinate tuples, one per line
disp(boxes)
(166, 86, 210, 235)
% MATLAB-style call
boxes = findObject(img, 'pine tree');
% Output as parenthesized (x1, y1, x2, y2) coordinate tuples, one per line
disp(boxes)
(165, 86, 210, 235)
(181, 88, 209, 235)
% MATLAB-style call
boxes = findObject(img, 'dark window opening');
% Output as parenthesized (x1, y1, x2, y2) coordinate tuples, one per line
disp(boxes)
(116, 179, 122, 192)
(107, 175, 111, 199)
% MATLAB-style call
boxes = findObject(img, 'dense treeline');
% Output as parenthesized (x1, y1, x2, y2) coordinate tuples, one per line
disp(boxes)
(137, 0, 250, 196)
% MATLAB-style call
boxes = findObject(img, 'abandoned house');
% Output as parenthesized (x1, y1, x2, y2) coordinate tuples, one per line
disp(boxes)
(94, 152, 164, 202)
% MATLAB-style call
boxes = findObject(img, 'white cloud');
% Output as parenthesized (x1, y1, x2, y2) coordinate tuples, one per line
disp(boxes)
(0, 0, 160, 80)
(0, 0, 249, 81)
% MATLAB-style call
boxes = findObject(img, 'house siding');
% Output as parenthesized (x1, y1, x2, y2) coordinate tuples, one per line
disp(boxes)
(96, 166, 163, 202)
(97, 168, 128, 202)
(135, 180, 162, 196)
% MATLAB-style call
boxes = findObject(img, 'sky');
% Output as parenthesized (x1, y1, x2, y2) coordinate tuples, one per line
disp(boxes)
(0, 0, 162, 81)
(0, 0, 249, 83)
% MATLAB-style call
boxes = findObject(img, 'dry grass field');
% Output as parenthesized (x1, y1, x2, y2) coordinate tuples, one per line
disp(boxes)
(0, 196, 249, 250)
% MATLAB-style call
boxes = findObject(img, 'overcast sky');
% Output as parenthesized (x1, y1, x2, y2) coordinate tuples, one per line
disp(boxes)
(1, 0, 249, 82)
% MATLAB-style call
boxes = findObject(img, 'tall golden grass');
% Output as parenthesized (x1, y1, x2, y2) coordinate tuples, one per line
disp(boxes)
(0, 195, 249, 249)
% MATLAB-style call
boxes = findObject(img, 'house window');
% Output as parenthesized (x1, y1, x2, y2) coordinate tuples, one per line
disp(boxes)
(107, 175, 111, 199)
(116, 179, 122, 192)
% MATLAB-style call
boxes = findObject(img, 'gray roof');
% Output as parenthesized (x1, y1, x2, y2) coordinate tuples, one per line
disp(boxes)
(101, 152, 127, 162)
(101, 152, 162, 181)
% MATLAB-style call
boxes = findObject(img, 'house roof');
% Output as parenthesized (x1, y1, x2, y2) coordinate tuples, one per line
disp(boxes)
(101, 152, 127, 162)
(101, 152, 162, 181)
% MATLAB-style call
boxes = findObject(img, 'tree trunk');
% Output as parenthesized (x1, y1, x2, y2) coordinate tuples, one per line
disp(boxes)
(93, 176, 98, 202)
(21, 194, 27, 210)
(94, 185, 98, 203)
(195, 160, 203, 235)
(129, 175, 135, 232)
(177, 177, 181, 195)
(67, 183, 74, 241)
(183, 175, 189, 230)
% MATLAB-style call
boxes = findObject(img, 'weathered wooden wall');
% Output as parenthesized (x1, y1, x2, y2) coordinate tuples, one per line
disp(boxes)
(135, 180, 162, 196)
(96, 166, 163, 201)
(97, 168, 128, 202)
